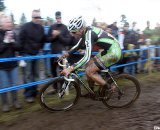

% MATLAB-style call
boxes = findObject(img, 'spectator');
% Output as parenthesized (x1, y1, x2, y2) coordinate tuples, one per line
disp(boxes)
(139, 42, 148, 73)
(143, 21, 153, 39)
(123, 22, 138, 49)
(124, 44, 137, 75)
(154, 24, 160, 66)
(130, 22, 137, 32)
(145, 39, 155, 73)
(18, 10, 46, 103)
(108, 21, 118, 39)
(130, 27, 140, 73)
(47, 11, 71, 91)
(0, 15, 22, 112)
(136, 30, 145, 73)
(96, 22, 107, 31)
(115, 22, 128, 74)
(105, 27, 112, 34)
(115, 22, 138, 74)
(43, 21, 52, 77)
(155, 38, 160, 65)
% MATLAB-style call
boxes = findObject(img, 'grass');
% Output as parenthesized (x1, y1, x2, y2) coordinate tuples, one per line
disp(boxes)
(0, 97, 41, 123)
(0, 70, 160, 123)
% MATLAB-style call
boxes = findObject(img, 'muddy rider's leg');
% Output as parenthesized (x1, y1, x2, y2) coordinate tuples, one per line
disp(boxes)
(86, 75, 95, 91)
(85, 62, 106, 87)
(85, 59, 95, 91)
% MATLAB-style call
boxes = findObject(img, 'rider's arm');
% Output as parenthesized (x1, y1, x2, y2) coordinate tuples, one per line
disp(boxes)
(72, 30, 92, 70)
(67, 38, 82, 54)
(59, 38, 82, 60)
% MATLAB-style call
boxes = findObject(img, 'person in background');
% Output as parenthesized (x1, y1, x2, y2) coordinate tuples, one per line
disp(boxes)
(130, 22, 137, 32)
(117, 22, 138, 74)
(145, 39, 154, 73)
(96, 22, 108, 31)
(136, 30, 145, 73)
(0, 15, 22, 112)
(47, 11, 71, 92)
(130, 22, 139, 73)
(43, 21, 52, 77)
(124, 44, 137, 75)
(108, 21, 118, 39)
(19, 9, 46, 103)
(105, 27, 112, 34)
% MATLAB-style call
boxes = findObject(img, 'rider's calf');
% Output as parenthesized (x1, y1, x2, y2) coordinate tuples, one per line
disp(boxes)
(85, 62, 106, 86)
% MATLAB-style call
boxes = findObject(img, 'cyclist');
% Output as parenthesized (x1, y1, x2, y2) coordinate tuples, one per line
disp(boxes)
(60, 16, 122, 92)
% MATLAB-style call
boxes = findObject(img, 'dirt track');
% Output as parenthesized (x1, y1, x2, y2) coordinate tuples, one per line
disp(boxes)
(0, 73, 160, 130)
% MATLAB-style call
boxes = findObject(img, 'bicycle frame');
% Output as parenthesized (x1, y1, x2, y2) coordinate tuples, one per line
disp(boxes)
(68, 68, 123, 95)
(71, 71, 95, 94)
(58, 59, 122, 95)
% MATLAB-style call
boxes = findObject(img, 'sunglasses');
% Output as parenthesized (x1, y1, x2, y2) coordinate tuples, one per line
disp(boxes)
(71, 32, 77, 34)
(32, 16, 42, 19)
(56, 17, 61, 19)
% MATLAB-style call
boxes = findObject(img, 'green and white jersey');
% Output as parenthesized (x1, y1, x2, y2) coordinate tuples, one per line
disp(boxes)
(70, 26, 122, 70)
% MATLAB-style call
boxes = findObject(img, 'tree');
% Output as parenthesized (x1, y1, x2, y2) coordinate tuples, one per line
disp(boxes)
(0, 0, 5, 11)
(20, 13, 27, 25)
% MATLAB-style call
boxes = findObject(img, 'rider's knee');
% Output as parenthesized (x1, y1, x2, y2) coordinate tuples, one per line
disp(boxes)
(85, 67, 94, 77)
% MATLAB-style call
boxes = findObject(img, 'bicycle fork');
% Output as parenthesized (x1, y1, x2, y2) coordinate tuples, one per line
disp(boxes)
(58, 81, 71, 98)
(58, 74, 76, 98)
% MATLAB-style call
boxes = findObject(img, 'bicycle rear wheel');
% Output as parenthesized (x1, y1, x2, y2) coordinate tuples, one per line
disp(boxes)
(101, 74, 141, 108)
(39, 77, 80, 112)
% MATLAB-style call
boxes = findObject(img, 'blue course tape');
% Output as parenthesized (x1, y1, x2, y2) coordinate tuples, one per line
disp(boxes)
(0, 46, 159, 62)
(0, 77, 57, 93)
(0, 54, 62, 62)
(0, 46, 160, 93)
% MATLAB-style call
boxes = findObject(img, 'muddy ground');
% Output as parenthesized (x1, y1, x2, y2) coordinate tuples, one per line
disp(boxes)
(0, 72, 160, 130)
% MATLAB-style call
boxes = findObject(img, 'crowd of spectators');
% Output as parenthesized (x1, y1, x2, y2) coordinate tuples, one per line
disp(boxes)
(0, 10, 160, 112)
(96, 20, 160, 75)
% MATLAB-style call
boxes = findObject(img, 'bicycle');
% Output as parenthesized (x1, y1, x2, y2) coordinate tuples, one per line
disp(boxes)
(39, 58, 141, 112)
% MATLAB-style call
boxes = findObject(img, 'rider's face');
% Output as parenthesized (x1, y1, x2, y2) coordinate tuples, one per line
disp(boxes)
(71, 29, 83, 39)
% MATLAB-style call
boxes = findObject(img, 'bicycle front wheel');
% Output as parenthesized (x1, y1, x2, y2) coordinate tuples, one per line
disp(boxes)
(101, 74, 141, 108)
(39, 77, 80, 112)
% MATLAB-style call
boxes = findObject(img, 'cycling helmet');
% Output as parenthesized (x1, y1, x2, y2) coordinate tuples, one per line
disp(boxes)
(68, 16, 85, 32)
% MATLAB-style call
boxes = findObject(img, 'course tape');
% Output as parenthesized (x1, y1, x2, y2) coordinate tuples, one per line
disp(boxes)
(0, 46, 159, 62)
(0, 46, 160, 93)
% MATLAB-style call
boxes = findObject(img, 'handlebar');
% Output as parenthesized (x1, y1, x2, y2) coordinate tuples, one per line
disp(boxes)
(58, 58, 75, 82)
(58, 61, 67, 67)
(58, 58, 68, 67)
(64, 76, 75, 82)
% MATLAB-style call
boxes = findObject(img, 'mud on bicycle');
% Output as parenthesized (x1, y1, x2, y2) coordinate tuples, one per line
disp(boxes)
(38, 58, 141, 112)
